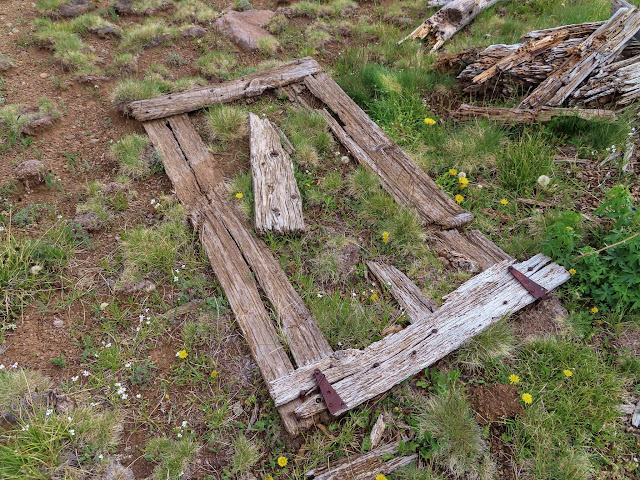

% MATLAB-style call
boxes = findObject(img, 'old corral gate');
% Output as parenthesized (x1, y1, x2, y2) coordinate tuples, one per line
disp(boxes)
(122, 57, 570, 474)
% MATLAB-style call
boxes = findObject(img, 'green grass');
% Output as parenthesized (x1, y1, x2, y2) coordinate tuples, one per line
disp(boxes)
(145, 436, 200, 480)
(33, 18, 98, 74)
(284, 109, 334, 168)
(290, 0, 357, 18)
(456, 320, 516, 371)
(111, 133, 150, 179)
(257, 36, 280, 56)
(174, 0, 217, 23)
(197, 51, 236, 80)
(112, 73, 207, 105)
(119, 20, 177, 53)
(0, 98, 62, 153)
(496, 131, 555, 194)
(204, 105, 247, 144)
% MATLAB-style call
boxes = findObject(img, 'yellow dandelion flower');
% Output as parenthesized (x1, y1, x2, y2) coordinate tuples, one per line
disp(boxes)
(565, 226, 573, 231)
(597, 319, 603, 325)
(459, 177, 469, 186)
(500, 198, 509, 205)
(455, 194, 464, 204)
(370, 293, 378, 302)
(235, 192, 243, 199)
(509, 374, 520, 384)
(424, 117, 436, 125)
(265, 476, 273, 480)
(563, 369, 572, 377)
(376, 475, 388, 480)
(211, 370, 218, 378)
(591, 307, 598, 314)
(277, 456, 288, 467)
(176, 350, 188, 359)
(569, 268, 576, 275)
(164, 393, 169, 399)
(449, 169, 458, 176)
(382, 231, 390, 244)
(521, 393, 532, 404)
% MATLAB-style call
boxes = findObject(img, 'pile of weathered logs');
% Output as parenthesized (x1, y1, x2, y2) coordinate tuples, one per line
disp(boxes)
(447, 6, 640, 110)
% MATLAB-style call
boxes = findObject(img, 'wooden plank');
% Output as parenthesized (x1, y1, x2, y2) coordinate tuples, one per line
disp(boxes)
(143, 118, 318, 434)
(399, 0, 502, 51)
(249, 112, 305, 235)
(306, 442, 416, 480)
(433, 229, 512, 273)
(268, 254, 570, 417)
(125, 57, 322, 121)
(452, 104, 617, 123)
(156, 115, 332, 367)
(304, 73, 473, 229)
(519, 8, 640, 109)
(367, 261, 437, 323)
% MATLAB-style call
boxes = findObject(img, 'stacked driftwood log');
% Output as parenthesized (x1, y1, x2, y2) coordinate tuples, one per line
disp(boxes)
(447, 6, 640, 110)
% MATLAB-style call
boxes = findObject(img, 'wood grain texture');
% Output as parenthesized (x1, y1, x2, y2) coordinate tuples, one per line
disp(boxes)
(269, 255, 570, 417)
(249, 113, 305, 235)
(400, 0, 502, 51)
(433, 229, 513, 273)
(519, 7, 640, 109)
(367, 261, 436, 323)
(125, 57, 322, 121)
(304, 73, 473, 228)
(305, 442, 415, 480)
(452, 104, 617, 123)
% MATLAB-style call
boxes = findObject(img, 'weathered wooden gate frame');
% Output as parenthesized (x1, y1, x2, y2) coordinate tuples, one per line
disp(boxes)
(124, 57, 570, 436)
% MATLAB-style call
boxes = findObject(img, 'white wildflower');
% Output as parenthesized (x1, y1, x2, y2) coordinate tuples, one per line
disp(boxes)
(537, 175, 551, 187)
(30, 265, 43, 275)
(99, 302, 109, 311)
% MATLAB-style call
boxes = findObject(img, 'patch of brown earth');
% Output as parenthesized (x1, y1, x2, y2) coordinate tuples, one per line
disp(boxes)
(469, 383, 522, 425)
(511, 298, 568, 342)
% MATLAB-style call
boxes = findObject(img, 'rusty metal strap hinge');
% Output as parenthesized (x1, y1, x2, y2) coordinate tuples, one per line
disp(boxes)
(507, 265, 551, 300)
(314, 369, 347, 416)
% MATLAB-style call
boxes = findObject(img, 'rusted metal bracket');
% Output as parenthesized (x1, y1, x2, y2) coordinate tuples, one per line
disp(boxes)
(507, 265, 551, 300)
(314, 368, 347, 416)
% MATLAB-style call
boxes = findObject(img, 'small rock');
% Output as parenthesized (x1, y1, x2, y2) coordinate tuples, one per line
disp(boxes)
(21, 114, 57, 136)
(58, 0, 92, 17)
(0, 59, 14, 72)
(119, 279, 156, 294)
(90, 24, 117, 38)
(104, 460, 135, 480)
(15, 159, 46, 186)
(73, 211, 103, 232)
(215, 10, 276, 51)
(39, 72, 48, 78)
(182, 25, 207, 38)
(101, 182, 127, 196)
(53, 318, 64, 328)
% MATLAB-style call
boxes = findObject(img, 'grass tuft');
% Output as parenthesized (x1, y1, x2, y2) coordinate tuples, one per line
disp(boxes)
(111, 133, 150, 179)
(145, 436, 200, 480)
(456, 320, 516, 371)
(496, 131, 554, 194)
(204, 105, 247, 144)
(197, 51, 236, 80)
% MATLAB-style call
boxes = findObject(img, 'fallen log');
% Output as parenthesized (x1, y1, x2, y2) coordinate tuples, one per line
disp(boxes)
(269, 254, 570, 418)
(305, 442, 415, 480)
(519, 7, 640, 109)
(249, 113, 305, 235)
(452, 104, 618, 123)
(399, 0, 502, 51)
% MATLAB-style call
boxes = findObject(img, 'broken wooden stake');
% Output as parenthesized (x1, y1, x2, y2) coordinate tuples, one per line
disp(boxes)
(249, 113, 305, 235)
(399, 0, 502, 51)
(452, 104, 617, 123)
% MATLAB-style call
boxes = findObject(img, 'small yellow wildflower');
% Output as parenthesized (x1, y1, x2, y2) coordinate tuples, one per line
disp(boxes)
(211, 370, 218, 378)
(455, 194, 464, 204)
(424, 117, 436, 125)
(597, 319, 603, 325)
(370, 293, 378, 302)
(265, 475, 273, 480)
(459, 177, 469, 186)
(566, 226, 573, 231)
(521, 393, 533, 404)
(563, 369, 573, 377)
(376, 475, 388, 480)
(500, 198, 509, 205)
(509, 374, 520, 385)
(591, 307, 598, 314)
(382, 231, 390, 244)
(165, 393, 169, 399)
(277, 456, 288, 467)
(235, 192, 243, 199)
(449, 169, 458, 176)
(569, 268, 576, 275)
(176, 350, 188, 359)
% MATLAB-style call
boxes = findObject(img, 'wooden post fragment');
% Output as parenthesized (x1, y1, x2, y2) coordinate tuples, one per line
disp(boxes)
(399, 0, 502, 51)
(124, 57, 322, 121)
(367, 261, 437, 323)
(249, 113, 305, 235)
(451, 104, 617, 123)
(305, 442, 415, 480)
(269, 255, 570, 418)
(519, 7, 640, 109)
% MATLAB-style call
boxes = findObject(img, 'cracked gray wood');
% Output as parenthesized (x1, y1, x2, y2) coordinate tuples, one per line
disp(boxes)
(269, 255, 570, 418)
(125, 57, 322, 121)
(452, 104, 617, 123)
(304, 72, 473, 229)
(400, 0, 502, 51)
(249, 113, 304, 235)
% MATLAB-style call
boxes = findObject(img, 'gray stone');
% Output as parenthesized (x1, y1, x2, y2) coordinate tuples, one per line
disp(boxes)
(101, 182, 128, 196)
(58, 0, 92, 17)
(15, 160, 46, 186)
(53, 318, 64, 328)
(182, 25, 207, 38)
(73, 212, 103, 232)
(103, 461, 135, 480)
(0, 60, 13, 72)
(90, 24, 118, 38)
(215, 10, 276, 51)
(21, 114, 57, 136)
